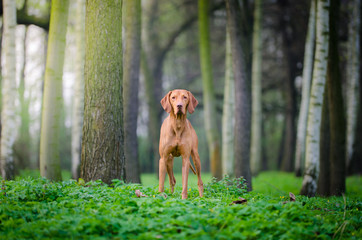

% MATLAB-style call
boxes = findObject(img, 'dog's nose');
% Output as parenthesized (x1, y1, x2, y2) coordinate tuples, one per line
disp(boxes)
(177, 104, 182, 109)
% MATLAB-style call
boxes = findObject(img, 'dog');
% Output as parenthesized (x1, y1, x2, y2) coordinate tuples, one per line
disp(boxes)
(158, 89, 203, 199)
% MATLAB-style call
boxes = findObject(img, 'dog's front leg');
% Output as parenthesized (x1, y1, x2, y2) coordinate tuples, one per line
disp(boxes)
(158, 157, 167, 193)
(181, 156, 190, 199)
(166, 156, 176, 193)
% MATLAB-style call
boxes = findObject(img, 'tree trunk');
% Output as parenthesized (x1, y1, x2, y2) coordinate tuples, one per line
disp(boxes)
(14, 26, 31, 173)
(142, 0, 162, 175)
(327, 0, 345, 196)
(350, 73, 362, 174)
(198, 0, 222, 180)
(300, 0, 329, 197)
(222, 30, 235, 177)
(71, 0, 85, 180)
(140, 49, 161, 174)
(81, 0, 125, 185)
(278, 0, 297, 173)
(317, 86, 330, 196)
(345, 0, 360, 171)
(295, 0, 316, 177)
(0, 0, 17, 180)
(123, 0, 141, 183)
(250, 0, 263, 176)
(39, 0, 69, 181)
(225, 0, 252, 191)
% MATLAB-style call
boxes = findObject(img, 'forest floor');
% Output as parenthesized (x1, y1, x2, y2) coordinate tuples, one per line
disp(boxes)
(0, 171, 360, 239)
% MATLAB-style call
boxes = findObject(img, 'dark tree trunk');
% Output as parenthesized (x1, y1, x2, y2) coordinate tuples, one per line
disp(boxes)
(81, 0, 125, 185)
(317, 0, 346, 196)
(317, 87, 330, 196)
(261, 121, 268, 171)
(327, 0, 345, 196)
(278, 0, 297, 172)
(349, 82, 362, 174)
(123, 0, 141, 183)
(277, 122, 286, 169)
(349, 4, 362, 175)
(225, 0, 252, 191)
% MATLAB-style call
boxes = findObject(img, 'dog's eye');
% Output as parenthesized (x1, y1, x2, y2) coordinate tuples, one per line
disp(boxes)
(183, 96, 187, 99)
(171, 96, 176, 100)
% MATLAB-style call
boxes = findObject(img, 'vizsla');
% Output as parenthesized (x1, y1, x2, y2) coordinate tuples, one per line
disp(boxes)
(159, 89, 203, 199)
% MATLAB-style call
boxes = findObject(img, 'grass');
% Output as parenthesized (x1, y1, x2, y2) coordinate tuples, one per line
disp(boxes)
(142, 171, 361, 197)
(0, 170, 360, 239)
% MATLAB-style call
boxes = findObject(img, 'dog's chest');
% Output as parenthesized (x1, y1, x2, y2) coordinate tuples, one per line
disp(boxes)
(168, 132, 190, 157)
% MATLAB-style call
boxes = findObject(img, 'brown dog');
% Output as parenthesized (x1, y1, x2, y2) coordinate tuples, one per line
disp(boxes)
(159, 89, 203, 199)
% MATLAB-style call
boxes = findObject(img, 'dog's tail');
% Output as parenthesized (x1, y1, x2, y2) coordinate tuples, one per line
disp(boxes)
(189, 162, 196, 175)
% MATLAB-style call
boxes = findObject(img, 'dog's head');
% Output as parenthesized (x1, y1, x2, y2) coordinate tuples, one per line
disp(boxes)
(161, 89, 198, 115)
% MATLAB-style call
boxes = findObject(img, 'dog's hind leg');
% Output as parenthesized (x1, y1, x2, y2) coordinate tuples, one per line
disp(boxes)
(191, 149, 204, 197)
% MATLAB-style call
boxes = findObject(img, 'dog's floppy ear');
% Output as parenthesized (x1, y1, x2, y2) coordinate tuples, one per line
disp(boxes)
(187, 91, 198, 114)
(161, 91, 172, 113)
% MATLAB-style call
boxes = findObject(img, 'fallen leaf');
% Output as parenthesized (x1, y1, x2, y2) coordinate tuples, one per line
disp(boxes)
(289, 192, 296, 202)
(135, 189, 148, 197)
(159, 193, 168, 199)
(282, 192, 296, 204)
(230, 197, 247, 205)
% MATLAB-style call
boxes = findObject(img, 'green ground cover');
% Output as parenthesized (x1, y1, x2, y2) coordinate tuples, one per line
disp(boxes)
(0, 172, 361, 239)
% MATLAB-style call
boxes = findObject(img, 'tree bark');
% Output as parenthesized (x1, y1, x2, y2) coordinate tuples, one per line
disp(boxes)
(225, 0, 252, 190)
(198, 0, 222, 180)
(14, 0, 50, 31)
(222, 30, 235, 177)
(295, 0, 316, 177)
(39, 0, 69, 181)
(327, 0, 345, 196)
(345, 0, 360, 171)
(1, 0, 17, 180)
(81, 0, 124, 185)
(317, 86, 330, 196)
(71, 0, 85, 180)
(278, 0, 297, 173)
(250, 0, 263, 176)
(350, 73, 362, 174)
(14, 26, 31, 172)
(300, 0, 329, 197)
(123, 0, 141, 183)
(142, 0, 162, 174)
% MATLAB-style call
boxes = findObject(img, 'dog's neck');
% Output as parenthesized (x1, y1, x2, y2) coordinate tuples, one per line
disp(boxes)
(170, 112, 187, 140)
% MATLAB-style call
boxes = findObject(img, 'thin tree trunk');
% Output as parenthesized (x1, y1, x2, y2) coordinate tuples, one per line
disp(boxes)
(250, 0, 263, 176)
(123, 0, 141, 183)
(71, 0, 85, 180)
(222, 30, 234, 177)
(295, 0, 316, 177)
(225, 0, 252, 191)
(300, 0, 329, 197)
(345, 0, 360, 170)
(198, 0, 222, 180)
(39, 0, 69, 181)
(327, 0, 345, 196)
(140, 49, 160, 174)
(81, 0, 124, 185)
(261, 121, 268, 171)
(0, 0, 17, 180)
